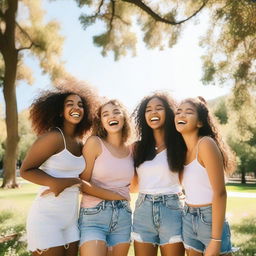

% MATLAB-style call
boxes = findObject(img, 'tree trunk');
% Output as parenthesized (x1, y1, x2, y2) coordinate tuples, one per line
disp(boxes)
(241, 167, 246, 184)
(0, 0, 19, 188)
(1, 51, 19, 188)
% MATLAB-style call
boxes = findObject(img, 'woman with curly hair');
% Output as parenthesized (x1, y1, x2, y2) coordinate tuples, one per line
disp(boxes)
(132, 92, 185, 256)
(175, 97, 235, 256)
(20, 81, 97, 256)
(79, 99, 134, 256)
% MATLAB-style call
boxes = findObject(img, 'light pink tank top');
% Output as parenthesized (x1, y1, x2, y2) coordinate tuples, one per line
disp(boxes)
(81, 137, 134, 208)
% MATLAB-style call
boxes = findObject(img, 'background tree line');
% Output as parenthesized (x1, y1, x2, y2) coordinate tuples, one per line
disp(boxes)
(1, 96, 256, 183)
(1, 0, 255, 187)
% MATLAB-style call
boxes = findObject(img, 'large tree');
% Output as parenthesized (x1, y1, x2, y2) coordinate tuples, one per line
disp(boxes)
(75, 0, 256, 180)
(0, 0, 67, 188)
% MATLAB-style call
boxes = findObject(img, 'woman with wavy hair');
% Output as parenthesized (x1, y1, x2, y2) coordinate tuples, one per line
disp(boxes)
(132, 92, 186, 256)
(20, 81, 96, 256)
(79, 99, 134, 256)
(175, 97, 235, 256)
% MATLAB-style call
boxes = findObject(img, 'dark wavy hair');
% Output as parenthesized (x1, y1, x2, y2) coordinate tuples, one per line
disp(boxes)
(29, 80, 97, 137)
(133, 92, 186, 172)
(180, 97, 236, 174)
(92, 99, 131, 143)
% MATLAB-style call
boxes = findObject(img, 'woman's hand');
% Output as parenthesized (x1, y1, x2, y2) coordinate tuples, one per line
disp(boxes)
(204, 240, 221, 256)
(41, 177, 81, 196)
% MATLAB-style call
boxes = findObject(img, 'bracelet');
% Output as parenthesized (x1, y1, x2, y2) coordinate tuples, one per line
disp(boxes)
(211, 238, 222, 242)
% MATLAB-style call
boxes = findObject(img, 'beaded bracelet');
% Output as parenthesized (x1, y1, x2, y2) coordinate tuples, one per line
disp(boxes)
(211, 238, 222, 242)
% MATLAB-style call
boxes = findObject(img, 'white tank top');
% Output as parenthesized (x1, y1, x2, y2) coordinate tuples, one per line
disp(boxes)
(40, 128, 85, 192)
(182, 137, 213, 205)
(137, 149, 182, 195)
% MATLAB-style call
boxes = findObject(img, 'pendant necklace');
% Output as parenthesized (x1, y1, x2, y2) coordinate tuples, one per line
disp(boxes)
(155, 143, 165, 151)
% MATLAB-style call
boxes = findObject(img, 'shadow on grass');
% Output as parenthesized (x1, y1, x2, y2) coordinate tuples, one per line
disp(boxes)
(231, 216, 256, 256)
(0, 210, 29, 256)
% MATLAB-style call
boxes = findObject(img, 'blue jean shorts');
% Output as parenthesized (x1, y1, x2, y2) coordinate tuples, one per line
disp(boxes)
(182, 205, 233, 254)
(79, 200, 132, 247)
(132, 193, 183, 245)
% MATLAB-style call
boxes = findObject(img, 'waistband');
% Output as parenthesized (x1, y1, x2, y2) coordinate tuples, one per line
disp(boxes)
(138, 193, 182, 202)
(184, 204, 212, 214)
(82, 200, 129, 210)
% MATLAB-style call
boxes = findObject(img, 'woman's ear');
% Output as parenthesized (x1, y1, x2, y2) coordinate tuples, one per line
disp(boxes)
(197, 121, 203, 128)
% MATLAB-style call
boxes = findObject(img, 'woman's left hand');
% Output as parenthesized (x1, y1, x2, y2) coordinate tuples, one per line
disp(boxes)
(204, 240, 221, 256)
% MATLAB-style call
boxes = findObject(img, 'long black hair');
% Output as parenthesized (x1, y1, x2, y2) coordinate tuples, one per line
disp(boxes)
(133, 92, 186, 172)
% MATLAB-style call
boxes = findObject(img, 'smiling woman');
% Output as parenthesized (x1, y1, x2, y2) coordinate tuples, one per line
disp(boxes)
(19, 81, 97, 256)
(79, 99, 134, 256)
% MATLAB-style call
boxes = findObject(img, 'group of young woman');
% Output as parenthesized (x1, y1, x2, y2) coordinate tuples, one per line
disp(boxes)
(20, 81, 236, 256)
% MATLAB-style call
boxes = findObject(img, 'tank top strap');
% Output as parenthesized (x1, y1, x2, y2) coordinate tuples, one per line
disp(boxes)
(55, 127, 67, 149)
(196, 136, 208, 160)
(96, 136, 107, 153)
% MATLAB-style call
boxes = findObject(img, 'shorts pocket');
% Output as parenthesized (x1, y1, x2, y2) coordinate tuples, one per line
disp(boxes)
(80, 205, 102, 215)
(165, 198, 182, 210)
(122, 201, 132, 213)
(200, 211, 212, 226)
(135, 195, 144, 209)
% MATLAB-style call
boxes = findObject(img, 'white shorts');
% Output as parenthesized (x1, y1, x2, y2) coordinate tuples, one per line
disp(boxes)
(26, 188, 80, 252)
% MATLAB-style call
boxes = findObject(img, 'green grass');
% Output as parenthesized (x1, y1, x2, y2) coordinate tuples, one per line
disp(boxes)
(0, 182, 256, 255)
(226, 183, 256, 193)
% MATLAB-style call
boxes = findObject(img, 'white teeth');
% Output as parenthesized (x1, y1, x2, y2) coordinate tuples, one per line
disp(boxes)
(151, 117, 159, 121)
(109, 120, 119, 126)
(178, 120, 186, 124)
(71, 112, 80, 117)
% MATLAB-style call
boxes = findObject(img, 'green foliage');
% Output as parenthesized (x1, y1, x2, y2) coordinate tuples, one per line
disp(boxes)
(0, 110, 36, 167)
(213, 99, 228, 124)
(76, 0, 207, 59)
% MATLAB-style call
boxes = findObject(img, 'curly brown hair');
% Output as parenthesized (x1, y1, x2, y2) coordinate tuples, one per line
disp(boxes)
(92, 99, 131, 143)
(29, 79, 98, 137)
(180, 97, 236, 174)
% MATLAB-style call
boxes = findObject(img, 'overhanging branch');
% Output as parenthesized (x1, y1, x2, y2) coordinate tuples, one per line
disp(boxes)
(122, 0, 209, 25)
(15, 21, 40, 52)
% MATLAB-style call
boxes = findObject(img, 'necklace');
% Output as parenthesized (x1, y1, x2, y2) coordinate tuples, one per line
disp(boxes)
(155, 143, 165, 151)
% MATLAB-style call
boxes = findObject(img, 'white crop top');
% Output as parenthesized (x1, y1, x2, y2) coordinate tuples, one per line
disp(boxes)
(40, 128, 85, 192)
(136, 149, 182, 195)
(182, 137, 213, 205)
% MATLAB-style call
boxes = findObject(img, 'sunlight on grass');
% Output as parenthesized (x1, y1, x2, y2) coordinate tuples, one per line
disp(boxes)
(0, 180, 255, 255)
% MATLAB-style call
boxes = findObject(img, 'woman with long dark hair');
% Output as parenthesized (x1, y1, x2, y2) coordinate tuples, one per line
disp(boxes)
(132, 92, 186, 256)
(175, 97, 235, 256)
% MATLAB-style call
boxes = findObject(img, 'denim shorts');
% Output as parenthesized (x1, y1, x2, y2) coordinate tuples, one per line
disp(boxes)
(182, 205, 233, 254)
(79, 200, 132, 247)
(132, 193, 183, 245)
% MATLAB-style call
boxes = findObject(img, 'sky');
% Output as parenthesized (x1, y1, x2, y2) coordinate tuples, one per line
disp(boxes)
(0, 0, 231, 114)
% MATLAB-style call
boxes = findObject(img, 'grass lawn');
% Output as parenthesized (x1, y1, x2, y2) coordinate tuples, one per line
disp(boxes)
(0, 180, 255, 256)
(226, 183, 256, 193)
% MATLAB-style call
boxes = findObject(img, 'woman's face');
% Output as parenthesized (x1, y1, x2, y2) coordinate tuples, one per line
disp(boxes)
(63, 94, 84, 125)
(145, 97, 166, 130)
(175, 102, 201, 134)
(100, 103, 125, 135)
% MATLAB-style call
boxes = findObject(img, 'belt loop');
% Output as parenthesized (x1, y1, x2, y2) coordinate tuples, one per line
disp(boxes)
(184, 204, 188, 214)
(102, 201, 105, 210)
(162, 195, 165, 204)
